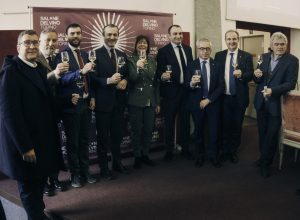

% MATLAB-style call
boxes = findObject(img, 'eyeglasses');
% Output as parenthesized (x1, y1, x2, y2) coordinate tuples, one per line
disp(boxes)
(197, 47, 211, 51)
(20, 40, 39, 47)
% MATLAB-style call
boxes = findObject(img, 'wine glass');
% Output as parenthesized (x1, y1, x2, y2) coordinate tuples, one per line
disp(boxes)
(117, 56, 125, 75)
(88, 50, 96, 72)
(193, 69, 201, 88)
(232, 60, 238, 70)
(166, 65, 172, 82)
(61, 51, 69, 64)
(76, 75, 85, 98)
(257, 54, 263, 69)
(138, 50, 147, 69)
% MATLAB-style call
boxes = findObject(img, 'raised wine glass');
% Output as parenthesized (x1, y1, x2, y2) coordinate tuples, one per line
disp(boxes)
(76, 75, 85, 98)
(166, 65, 172, 82)
(257, 54, 263, 69)
(117, 56, 125, 75)
(61, 51, 69, 64)
(193, 69, 201, 88)
(88, 50, 96, 72)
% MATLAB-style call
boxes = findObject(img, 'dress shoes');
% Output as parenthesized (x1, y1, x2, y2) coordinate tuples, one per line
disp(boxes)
(134, 157, 142, 169)
(210, 158, 222, 168)
(70, 175, 82, 188)
(82, 173, 97, 184)
(195, 157, 205, 167)
(229, 154, 239, 164)
(260, 164, 271, 178)
(141, 155, 156, 166)
(50, 179, 67, 191)
(43, 183, 55, 197)
(100, 169, 115, 180)
(163, 152, 174, 162)
(181, 150, 194, 160)
(112, 162, 130, 174)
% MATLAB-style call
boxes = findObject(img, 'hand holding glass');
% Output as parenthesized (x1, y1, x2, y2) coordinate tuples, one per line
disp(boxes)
(166, 65, 172, 82)
(257, 55, 263, 69)
(117, 56, 125, 75)
(61, 51, 69, 64)
(193, 70, 201, 88)
(88, 50, 96, 72)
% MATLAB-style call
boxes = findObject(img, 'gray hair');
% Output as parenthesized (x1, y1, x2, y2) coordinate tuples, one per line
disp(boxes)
(270, 32, 288, 45)
(196, 38, 212, 47)
(17, 30, 38, 45)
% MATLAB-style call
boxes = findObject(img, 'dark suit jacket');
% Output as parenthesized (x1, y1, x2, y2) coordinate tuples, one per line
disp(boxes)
(127, 55, 160, 107)
(185, 58, 224, 111)
(57, 47, 94, 113)
(0, 56, 61, 180)
(156, 43, 193, 99)
(91, 46, 128, 112)
(214, 49, 253, 109)
(253, 52, 299, 116)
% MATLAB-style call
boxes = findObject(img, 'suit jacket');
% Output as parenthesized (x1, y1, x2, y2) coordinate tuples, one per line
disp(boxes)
(36, 52, 59, 85)
(156, 43, 193, 99)
(57, 47, 94, 113)
(185, 58, 224, 111)
(127, 55, 160, 107)
(0, 56, 61, 180)
(91, 46, 128, 112)
(214, 49, 253, 109)
(253, 52, 299, 116)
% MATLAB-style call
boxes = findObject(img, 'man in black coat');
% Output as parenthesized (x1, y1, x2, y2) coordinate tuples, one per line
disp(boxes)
(214, 29, 253, 164)
(253, 32, 299, 177)
(0, 30, 62, 220)
(91, 24, 129, 179)
(156, 24, 193, 161)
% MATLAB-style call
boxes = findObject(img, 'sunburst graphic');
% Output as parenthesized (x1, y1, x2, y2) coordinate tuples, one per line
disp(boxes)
(81, 12, 136, 54)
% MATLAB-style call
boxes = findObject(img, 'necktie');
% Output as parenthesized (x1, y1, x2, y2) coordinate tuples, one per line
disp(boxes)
(177, 45, 186, 83)
(202, 60, 208, 98)
(229, 53, 236, 95)
(110, 48, 117, 73)
(47, 56, 56, 70)
(74, 49, 88, 94)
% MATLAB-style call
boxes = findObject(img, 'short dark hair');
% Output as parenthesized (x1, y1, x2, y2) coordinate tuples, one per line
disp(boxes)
(17, 30, 38, 45)
(66, 23, 81, 34)
(168, 24, 181, 34)
(102, 24, 119, 36)
(133, 35, 150, 55)
(225, 29, 239, 39)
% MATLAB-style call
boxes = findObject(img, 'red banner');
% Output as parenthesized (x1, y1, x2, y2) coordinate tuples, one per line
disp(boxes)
(33, 7, 173, 56)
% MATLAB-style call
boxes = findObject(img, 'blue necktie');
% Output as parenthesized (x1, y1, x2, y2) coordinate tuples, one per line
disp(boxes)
(229, 53, 236, 95)
(202, 60, 208, 98)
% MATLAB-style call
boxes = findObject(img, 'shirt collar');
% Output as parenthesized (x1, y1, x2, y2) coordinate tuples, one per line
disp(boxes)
(171, 42, 182, 49)
(69, 44, 80, 51)
(199, 57, 210, 64)
(227, 49, 238, 56)
(18, 55, 37, 68)
(104, 43, 114, 53)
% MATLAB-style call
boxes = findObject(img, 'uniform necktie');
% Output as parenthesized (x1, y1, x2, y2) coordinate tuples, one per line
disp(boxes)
(177, 45, 186, 83)
(202, 60, 208, 98)
(75, 49, 88, 94)
(229, 52, 236, 95)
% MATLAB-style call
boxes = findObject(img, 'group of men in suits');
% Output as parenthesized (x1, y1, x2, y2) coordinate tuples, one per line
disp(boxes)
(0, 23, 298, 220)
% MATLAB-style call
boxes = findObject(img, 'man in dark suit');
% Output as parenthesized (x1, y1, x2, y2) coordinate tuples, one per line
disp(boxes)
(38, 28, 69, 196)
(57, 23, 96, 188)
(0, 30, 62, 220)
(156, 24, 193, 161)
(253, 32, 299, 177)
(185, 38, 224, 167)
(214, 30, 253, 164)
(91, 24, 129, 179)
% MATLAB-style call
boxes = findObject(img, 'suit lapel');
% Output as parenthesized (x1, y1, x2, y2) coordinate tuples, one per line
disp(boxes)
(268, 54, 287, 82)
(38, 54, 52, 72)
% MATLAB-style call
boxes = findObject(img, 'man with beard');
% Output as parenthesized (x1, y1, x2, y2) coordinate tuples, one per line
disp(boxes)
(91, 24, 129, 179)
(0, 30, 62, 220)
(58, 23, 96, 188)
(37, 28, 69, 196)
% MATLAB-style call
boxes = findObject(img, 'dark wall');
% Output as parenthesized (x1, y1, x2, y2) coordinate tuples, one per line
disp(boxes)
(0, 30, 20, 68)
